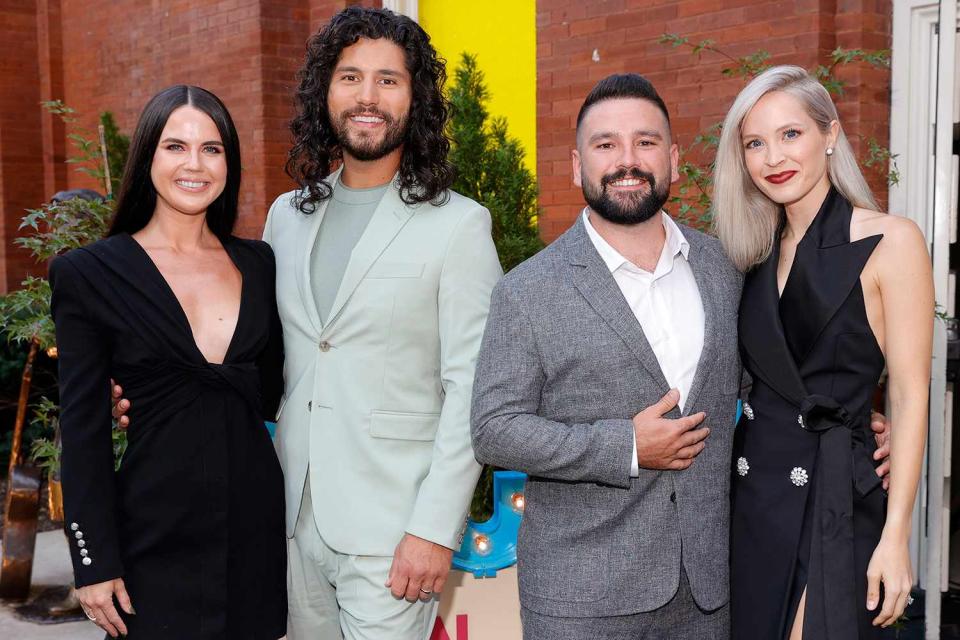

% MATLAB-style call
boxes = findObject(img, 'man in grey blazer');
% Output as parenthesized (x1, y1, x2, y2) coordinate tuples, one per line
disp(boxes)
(471, 73, 896, 639)
(471, 74, 742, 638)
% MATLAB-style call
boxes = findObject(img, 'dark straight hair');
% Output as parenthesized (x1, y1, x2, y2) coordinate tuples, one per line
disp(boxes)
(108, 85, 241, 241)
(576, 74, 671, 133)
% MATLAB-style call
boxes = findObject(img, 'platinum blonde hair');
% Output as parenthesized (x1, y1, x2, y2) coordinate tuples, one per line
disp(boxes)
(711, 65, 880, 271)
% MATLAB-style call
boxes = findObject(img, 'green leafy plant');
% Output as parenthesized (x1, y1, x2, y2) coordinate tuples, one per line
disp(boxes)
(449, 53, 544, 273)
(658, 35, 899, 228)
(29, 396, 61, 475)
(447, 53, 544, 520)
(0, 103, 128, 474)
(42, 101, 129, 195)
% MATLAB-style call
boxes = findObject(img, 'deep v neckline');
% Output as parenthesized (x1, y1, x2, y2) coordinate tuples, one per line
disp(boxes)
(775, 211, 818, 301)
(123, 233, 246, 366)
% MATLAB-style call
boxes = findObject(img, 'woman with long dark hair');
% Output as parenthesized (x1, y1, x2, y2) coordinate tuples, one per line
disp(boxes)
(714, 66, 931, 639)
(50, 85, 286, 639)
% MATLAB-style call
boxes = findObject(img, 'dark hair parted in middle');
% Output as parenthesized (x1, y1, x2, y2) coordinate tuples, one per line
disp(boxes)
(285, 6, 454, 213)
(108, 85, 242, 241)
(576, 74, 672, 134)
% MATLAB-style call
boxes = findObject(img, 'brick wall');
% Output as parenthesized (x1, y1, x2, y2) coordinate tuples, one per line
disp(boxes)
(0, 1, 47, 292)
(2, 0, 892, 290)
(536, 0, 893, 242)
(0, 0, 382, 292)
(58, 0, 283, 239)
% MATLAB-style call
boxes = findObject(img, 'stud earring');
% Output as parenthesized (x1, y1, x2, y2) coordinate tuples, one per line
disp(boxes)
(826, 147, 834, 156)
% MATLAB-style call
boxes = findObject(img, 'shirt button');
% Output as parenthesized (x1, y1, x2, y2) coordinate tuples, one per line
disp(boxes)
(319, 341, 331, 352)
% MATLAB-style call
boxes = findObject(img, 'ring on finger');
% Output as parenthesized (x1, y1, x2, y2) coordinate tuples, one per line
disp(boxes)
(83, 608, 98, 622)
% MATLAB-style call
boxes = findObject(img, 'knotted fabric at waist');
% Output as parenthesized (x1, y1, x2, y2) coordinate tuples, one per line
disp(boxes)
(115, 359, 262, 430)
(799, 394, 880, 497)
(798, 393, 882, 638)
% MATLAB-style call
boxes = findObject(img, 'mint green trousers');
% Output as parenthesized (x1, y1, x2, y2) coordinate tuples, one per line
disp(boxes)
(286, 473, 439, 640)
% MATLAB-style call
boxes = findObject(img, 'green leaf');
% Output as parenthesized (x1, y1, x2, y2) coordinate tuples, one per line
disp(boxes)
(658, 33, 688, 48)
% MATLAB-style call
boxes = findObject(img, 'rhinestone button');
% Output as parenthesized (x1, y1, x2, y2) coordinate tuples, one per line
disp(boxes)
(790, 467, 809, 487)
(80, 549, 88, 557)
(75, 531, 83, 540)
(70, 523, 79, 531)
(742, 403, 755, 421)
(77, 540, 85, 548)
(797, 414, 807, 429)
(736, 457, 750, 476)
(81, 557, 92, 566)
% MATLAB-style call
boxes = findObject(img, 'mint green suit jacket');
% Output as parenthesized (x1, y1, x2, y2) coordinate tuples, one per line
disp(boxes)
(263, 169, 502, 555)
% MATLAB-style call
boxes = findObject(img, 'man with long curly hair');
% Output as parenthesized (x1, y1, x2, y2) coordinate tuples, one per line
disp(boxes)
(265, 7, 501, 639)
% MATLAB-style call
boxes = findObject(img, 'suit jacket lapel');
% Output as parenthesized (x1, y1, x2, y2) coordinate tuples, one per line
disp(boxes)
(322, 175, 415, 332)
(778, 190, 882, 363)
(564, 218, 672, 397)
(681, 235, 719, 415)
(739, 240, 807, 406)
(296, 167, 340, 339)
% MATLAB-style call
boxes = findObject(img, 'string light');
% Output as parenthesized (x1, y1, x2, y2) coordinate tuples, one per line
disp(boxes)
(473, 533, 492, 556)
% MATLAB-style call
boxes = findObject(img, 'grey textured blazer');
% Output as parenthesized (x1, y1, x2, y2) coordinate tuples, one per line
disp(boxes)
(471, 216, 743, 618)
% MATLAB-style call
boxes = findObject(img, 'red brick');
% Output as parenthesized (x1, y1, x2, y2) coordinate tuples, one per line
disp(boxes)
(537, 0, 892, 242)
(570, 17, 606, 37)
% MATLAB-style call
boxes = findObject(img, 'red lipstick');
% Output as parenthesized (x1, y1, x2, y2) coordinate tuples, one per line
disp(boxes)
(765, 171, 797, 185)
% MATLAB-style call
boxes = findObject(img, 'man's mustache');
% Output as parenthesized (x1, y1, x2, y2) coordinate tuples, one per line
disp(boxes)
(601, 167, 655, 189)
(339, 107, 395, 124)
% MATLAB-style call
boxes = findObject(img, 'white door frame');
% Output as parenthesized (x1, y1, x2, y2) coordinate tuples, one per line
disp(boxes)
(381, 0, 419, 22)
(891, 1, 958, 637)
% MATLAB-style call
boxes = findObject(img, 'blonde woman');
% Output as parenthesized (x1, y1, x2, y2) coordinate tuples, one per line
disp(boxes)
(713, 65, 932, 639)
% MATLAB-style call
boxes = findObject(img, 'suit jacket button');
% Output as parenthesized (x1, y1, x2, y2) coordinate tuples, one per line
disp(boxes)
(307, 401, 312, 411)
(670, 492, 677, 503)
(319, 341, 331, 352)
(82, 557, 92, 566)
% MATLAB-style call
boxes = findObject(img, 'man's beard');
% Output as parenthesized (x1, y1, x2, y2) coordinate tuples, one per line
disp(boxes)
(332, 107, 408, 161)
(582, 167, 670, 225)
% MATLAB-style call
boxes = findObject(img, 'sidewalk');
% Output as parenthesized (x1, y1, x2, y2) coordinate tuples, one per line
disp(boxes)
(0, 530, 101, 639)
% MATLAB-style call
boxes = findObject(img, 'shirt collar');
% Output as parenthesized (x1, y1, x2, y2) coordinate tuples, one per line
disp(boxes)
(582, 208, 690, 275)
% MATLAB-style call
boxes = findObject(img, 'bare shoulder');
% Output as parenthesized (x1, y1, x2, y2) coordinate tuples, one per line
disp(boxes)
(851, 208, 927, 256)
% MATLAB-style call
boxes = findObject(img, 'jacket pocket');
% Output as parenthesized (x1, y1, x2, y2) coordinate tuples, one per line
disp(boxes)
(366, 262, 424, 279)
(370, 410, 440, 441)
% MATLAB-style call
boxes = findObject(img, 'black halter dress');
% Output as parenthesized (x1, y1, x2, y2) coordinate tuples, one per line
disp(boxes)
(730, 188, 887, 639)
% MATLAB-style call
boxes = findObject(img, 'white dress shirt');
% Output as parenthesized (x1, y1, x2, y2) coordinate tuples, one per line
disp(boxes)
(582, 209, 705, 476)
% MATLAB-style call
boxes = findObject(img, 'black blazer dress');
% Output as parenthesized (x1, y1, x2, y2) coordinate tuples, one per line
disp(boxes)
(50, 233, 287, 639)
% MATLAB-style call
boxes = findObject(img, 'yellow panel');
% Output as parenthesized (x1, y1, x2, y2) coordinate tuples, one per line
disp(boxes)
(419, 0, 536, 174)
